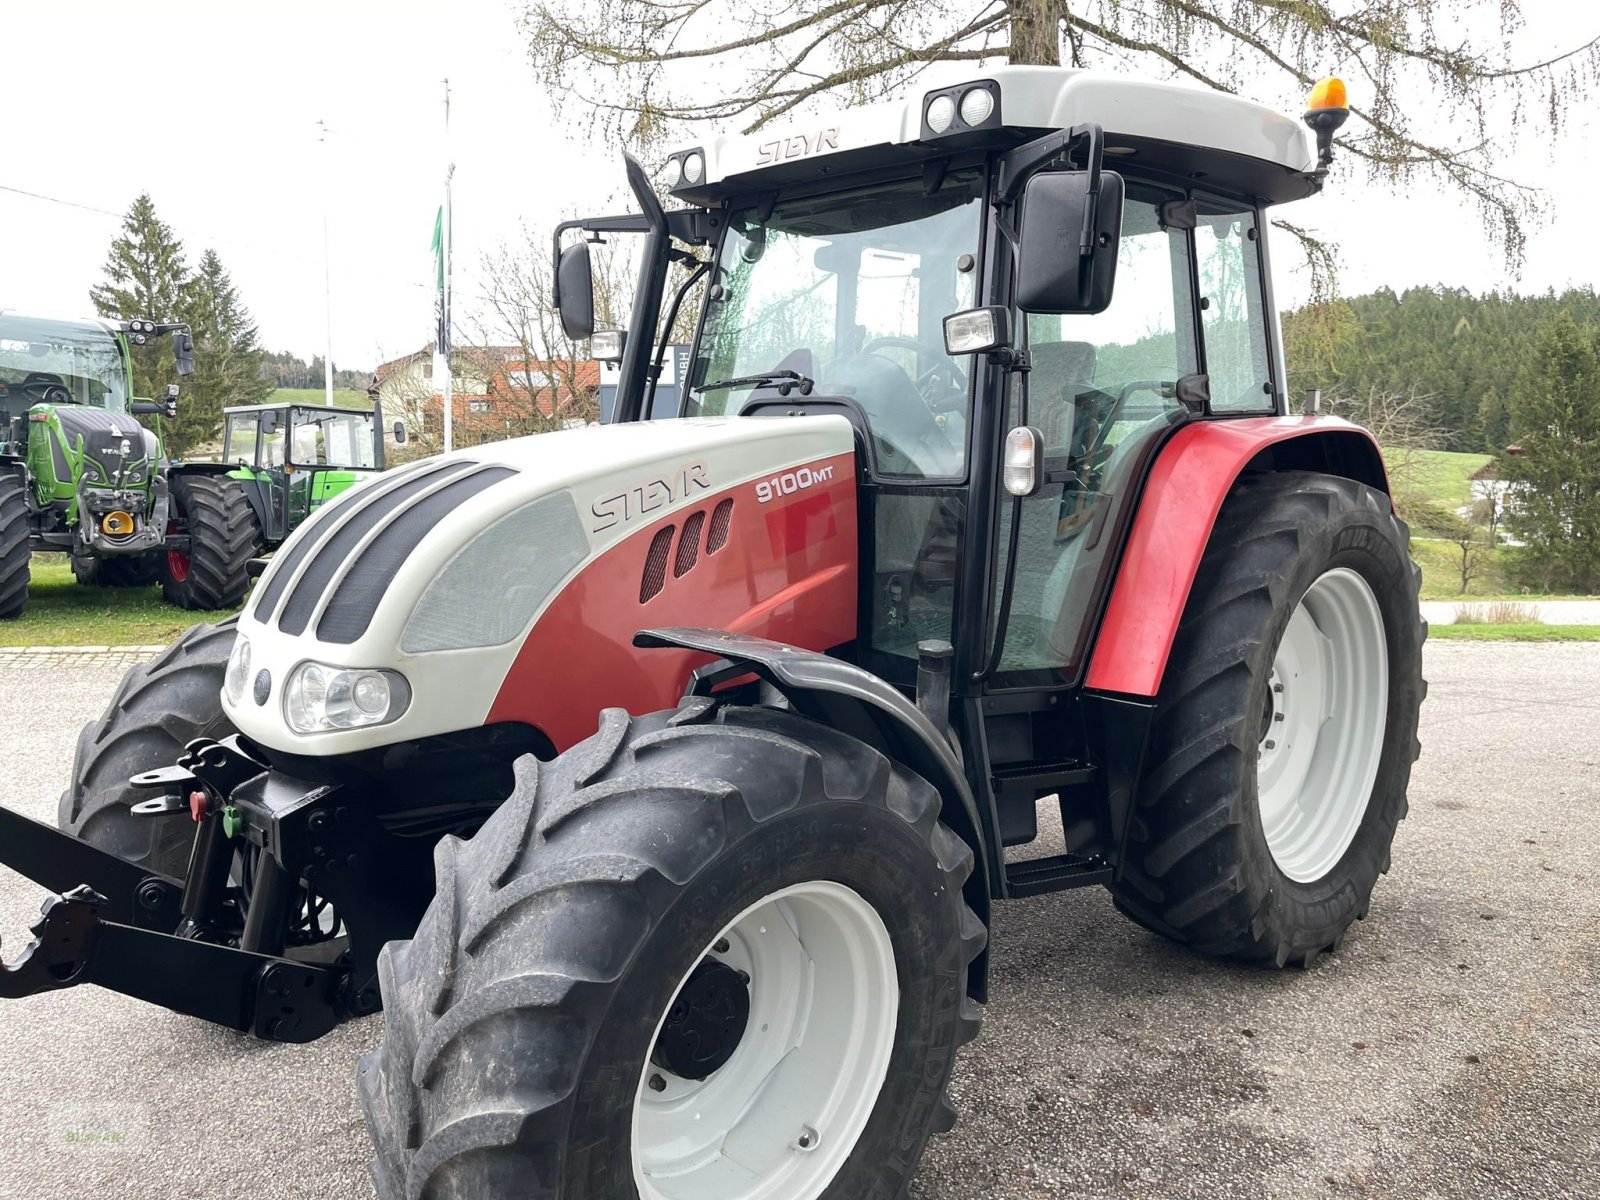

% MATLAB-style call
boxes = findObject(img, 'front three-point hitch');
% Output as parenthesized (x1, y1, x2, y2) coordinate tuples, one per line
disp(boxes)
(0, 736, 437, 1042)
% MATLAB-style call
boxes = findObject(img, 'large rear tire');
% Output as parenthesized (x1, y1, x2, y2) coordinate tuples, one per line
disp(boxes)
(58, 619, 238, 876)
(360, 702, 985, 1200)
(161, 474, 259, 610)
(1109, 471, 1425, 966)
(0, 471, 30, 619)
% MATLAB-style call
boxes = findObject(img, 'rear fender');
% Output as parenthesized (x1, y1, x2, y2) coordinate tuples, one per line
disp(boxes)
(1085, 416, 1388, 698)
(635, 627, 994, 1001)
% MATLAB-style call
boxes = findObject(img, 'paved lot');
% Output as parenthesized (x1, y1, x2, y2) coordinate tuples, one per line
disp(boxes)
(0, 643, 1594, 1199)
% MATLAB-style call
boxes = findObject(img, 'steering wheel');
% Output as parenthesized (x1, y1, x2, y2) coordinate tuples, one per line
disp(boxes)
(859, 335, 968, 415)
(822, 351, 958, 476)
(21, 373, 74, 406)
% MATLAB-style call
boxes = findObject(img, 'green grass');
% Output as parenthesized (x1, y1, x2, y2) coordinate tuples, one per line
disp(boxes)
(1385, 448, 1493, 512)
(1429, 623, 1600, 642)
(0, 556, 238, 647)
(267, 387, 369, 410)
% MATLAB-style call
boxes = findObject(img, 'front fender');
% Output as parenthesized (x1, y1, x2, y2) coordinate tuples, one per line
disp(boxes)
(1084, 416, 1388, 698)
(635, 626, 994, 1000)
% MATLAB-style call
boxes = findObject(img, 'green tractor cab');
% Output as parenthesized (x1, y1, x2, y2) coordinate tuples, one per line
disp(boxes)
(217, 401, 387, 544)
(0, 311, 236, 613)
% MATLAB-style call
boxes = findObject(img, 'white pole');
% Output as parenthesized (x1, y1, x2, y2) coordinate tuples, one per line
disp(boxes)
(441, 81, 454, 455)
(319, 119, 334, 408)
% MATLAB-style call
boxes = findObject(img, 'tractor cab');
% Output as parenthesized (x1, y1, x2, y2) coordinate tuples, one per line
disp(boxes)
(220, 402, 384, 542)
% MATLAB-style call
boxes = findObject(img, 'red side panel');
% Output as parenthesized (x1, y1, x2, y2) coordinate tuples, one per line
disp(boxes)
(1084, 417, 1386, 698)
(488, 452, 857, 751)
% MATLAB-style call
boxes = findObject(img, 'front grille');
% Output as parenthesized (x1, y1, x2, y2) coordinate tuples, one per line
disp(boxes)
(316, 466, 515, 643)
(276, 461, 484, 636)
(254, 457, 466, 623)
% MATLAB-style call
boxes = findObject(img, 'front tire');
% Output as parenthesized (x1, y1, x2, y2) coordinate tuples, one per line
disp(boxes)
(0, 471, 30, 619)
(360, 702, 985, 1200)
(58, 619, 238, 876)
(161, 474, 259, 610)
(1110, 471, 1425, 966)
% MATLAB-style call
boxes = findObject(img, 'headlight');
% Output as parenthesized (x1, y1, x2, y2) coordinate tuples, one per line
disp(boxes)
(661, 156, 683, 188)
(224, 636, 252, 705)
(682, 151, 704, 183)
(926, 94, 956, 134)
(283, 661, 411, 734)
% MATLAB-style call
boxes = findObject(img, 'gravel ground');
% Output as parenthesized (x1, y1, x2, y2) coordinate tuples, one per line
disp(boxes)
(0, 643, 1594, 1199)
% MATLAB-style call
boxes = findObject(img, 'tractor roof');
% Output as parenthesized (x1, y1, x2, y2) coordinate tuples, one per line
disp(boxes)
(670, 67, 1319, 207)
(225, 402, 375, 416)
(0, 311, 118, 342)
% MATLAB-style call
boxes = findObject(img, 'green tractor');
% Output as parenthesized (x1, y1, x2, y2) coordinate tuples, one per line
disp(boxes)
(0, 310, 253, 615)
(215, 399, 389, 546)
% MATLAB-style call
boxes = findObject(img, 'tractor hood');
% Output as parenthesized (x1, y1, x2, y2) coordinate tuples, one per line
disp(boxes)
(225, 414, 859, 757)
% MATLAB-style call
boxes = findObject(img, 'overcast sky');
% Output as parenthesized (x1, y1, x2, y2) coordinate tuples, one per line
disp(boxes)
(3, 2, 1596, 371)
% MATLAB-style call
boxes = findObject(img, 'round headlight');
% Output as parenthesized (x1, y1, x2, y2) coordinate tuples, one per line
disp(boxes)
(926, 95, 956, 134)
(661, 157, 683, 188)
(959, 87, 994, 126)
(683, 151, 704, 183)
(224, 636, 252, 705)
(352, 671, 391, 716)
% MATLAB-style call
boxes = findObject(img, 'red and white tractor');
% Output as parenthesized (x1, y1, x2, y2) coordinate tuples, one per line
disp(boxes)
(2, 69, 1421, 1199)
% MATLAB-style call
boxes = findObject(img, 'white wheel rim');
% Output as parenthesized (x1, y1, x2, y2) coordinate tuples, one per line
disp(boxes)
(632, 880, 899, 1200)
(1256, 567, 1389, 883)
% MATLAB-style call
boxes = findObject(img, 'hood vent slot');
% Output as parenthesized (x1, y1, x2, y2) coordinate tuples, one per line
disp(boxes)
(640, 524, 675, 603)
(316, 466, 516, 644)
(706, 498, 734, 554)
(674, 510, 706, 579)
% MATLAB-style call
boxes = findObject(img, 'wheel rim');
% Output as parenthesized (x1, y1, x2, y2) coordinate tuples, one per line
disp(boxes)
(632, 880, 899, 1200)
(165, 517, 189, 582)
(1256, 567, 1389, 883)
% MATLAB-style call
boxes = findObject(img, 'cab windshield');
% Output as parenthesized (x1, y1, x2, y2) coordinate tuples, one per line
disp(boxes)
(686, 169, 984, 478)
(0, 316, 128, 411)
(290, 408, 376, 470)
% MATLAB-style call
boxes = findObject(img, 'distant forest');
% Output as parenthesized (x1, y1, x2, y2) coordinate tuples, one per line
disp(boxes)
(260, 350, 370, 392)
(1283, 286, 1600, 454)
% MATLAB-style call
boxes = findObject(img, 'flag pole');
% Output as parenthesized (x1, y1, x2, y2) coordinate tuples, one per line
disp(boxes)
(441, 80, 454, 455)
(318, 119, 334, 409)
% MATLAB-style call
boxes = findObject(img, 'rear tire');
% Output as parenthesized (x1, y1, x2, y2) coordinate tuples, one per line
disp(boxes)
(161, 474, 259, 610)
(360, 702, 985, 1200)
(1109, 471, 1425, 966)
(72, 553, 161, 588)
(0, 471, 30, 619)
(58, 619, 238, 876)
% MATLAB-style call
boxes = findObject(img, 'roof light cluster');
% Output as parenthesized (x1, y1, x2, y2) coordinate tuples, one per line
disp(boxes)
(662, 148, 705, 191)
(921, 80, 1001, 140)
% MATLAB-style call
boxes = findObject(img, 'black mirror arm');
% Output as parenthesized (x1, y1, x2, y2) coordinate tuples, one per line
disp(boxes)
(995, 122, 1103, 205)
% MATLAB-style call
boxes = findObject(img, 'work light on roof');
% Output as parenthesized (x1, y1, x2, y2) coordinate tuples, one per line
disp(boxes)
(661, 156, 683, 188)
(926, 95, 956, 134)
(959, 87, 994, 127)
(683, 151, 704, 184)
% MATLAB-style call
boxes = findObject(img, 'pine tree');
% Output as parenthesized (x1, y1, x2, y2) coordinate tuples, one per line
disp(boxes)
(178, 250, 271, 454)
(89, 194, 190, 411)
(1501, 312, 1600, 591)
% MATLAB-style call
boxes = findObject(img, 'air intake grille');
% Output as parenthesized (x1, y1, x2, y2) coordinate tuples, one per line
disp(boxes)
(674, 510, 706, 578)
(640, 525, 675, 603)
(257, 459, 470, 624)
(275, 461, 479, 635)
(317, 466, 516, 643)
(706, 498, 734, 554)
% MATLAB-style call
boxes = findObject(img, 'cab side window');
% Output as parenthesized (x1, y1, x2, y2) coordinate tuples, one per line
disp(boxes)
(1195, 201, 1274, 412)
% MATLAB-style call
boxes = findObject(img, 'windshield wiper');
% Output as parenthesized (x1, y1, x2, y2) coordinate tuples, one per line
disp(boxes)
(695, 369, 815, 397)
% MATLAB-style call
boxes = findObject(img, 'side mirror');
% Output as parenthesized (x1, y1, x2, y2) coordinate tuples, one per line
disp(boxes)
(260, 411, 279, 435)
(392, 420, 407, 445)
(1014, 169, 1124, 315)
(172, 331, 195, 376)
(555, 241, 595, 339)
